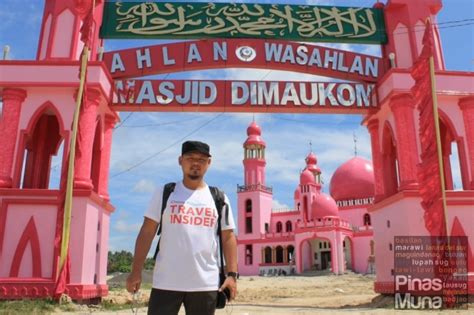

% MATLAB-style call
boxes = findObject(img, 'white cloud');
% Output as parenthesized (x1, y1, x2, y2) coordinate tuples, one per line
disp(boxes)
(132, 179, 156, 193)
(114, 220, 142, 233)
(272, 199, 290, 210)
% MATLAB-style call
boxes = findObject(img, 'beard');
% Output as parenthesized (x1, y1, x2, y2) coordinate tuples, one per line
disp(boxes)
(188, 174, 200, 180)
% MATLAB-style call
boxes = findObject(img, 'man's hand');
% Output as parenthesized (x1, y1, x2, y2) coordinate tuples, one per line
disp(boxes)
(219, 276, 237, 301)
(126, 271, 142, 293)
(127, 217, 158, 293)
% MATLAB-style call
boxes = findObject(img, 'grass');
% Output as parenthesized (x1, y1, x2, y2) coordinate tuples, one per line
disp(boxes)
(0, 298, 75, 314)
(0, 296, 147, 314)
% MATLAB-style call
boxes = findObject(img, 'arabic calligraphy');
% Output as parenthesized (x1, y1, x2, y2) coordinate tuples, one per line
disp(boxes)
(102, 2, 386, 44)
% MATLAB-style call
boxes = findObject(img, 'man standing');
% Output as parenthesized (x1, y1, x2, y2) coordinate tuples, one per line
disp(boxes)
(126, 141, 238, 315)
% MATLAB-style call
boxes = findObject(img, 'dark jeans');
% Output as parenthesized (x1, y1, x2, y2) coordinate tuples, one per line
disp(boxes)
(147, 288, 218, 315)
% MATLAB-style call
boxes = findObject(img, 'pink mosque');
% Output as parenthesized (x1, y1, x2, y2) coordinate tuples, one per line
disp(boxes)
(237, 121, 376, 276)
(0, 0, 473, 301)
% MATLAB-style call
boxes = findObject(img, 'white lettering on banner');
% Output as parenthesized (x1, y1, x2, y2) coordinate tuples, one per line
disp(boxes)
(136, 48, 151, 69)
(162, 46, 175, 65)
(132, 80, 218, 105)
(187, 43, 202, 63)
(264, 43, 379, 78)
(213, 41, 227, 61)
(114, 80, 376, 108)
(111, 53, 125, 73)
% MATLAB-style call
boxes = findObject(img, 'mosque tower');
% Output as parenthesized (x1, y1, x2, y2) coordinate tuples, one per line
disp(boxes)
(237, 121, 273, 270)
(297, 151, 339, 222)
(0, 0, 116, 301)
(297, 151, 321, 221)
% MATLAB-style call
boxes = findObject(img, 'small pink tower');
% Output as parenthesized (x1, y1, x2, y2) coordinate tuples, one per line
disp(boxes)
(237, 121, 274, 275)
(365, 0, 474, 294)
(0, 0, 117, 301)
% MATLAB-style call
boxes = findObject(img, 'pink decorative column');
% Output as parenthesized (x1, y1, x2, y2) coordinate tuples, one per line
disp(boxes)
(74, 89, 101, 189)
(389, 93, 419, 190)
(459, 96, 474, 189)
(0, 88, 27, 188)
(98, 115, 116, 201)
(367, 119, 385, 201)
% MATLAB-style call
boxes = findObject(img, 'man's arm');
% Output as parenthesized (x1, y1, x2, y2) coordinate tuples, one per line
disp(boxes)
(220, 229, 238, 300)
(126, 217, 158, 293)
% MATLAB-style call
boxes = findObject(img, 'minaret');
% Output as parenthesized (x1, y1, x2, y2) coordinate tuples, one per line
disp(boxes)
(304, 150, 322, 192)
(237, 121, 273, 275)
(243, 121, 266, 186)
(298, 150, 322, 221)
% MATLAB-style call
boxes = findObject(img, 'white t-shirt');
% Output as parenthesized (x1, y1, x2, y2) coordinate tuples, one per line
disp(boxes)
(144, 181, 235, 291)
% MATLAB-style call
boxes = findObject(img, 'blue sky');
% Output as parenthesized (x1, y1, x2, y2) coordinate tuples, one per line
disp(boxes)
(1, 0, 473, 253)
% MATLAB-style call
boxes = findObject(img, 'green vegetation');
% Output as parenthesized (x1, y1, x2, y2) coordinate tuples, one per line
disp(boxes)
(107, 250, 154, 273)
(0, 298, 75, 314)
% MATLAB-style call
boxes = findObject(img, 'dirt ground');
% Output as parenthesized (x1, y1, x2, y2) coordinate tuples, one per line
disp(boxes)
(62, 271, 472, 314)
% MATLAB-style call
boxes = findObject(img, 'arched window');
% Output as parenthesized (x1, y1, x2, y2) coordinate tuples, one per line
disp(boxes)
(245, 199, 252, 213)
(363, 213, 371, 226)
(91, 119, 102, 193)
(245, 217, 252, 234)
(438, 115, 466, 190)
(276, 246, 284, 263)
(303, 196, 309, 220)
(245, 245, 253, 265)
(245, 199, 252, 234)
(264, 247, 272, 263)
(276, 221, 282, 233)
(287, 245, 295, 263)
(382, 123, 399, 197)
(285, 220, 292, 232)
(19, 109, 63, 189)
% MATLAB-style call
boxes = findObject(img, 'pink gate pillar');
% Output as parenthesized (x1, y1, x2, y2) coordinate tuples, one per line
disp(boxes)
(389, 93, 419, 190)
(97, 115, 116, 201)
(367, 119, 385, 201)
(0, 89, 27, 188)
(74, 89, 101, 190)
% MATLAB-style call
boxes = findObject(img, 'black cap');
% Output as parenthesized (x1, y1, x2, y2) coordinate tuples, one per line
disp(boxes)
(182, 141, 211, 157)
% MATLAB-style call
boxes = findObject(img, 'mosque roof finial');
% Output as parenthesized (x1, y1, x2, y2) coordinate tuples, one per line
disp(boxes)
(309, 140, 313, 153)
(353, 131, 358, 157)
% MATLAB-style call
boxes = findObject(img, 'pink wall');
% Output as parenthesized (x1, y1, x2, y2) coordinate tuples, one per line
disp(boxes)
(237, 190, 273, 239)
(0, 196, 59, 279)
(351, 235, 372, 273)
(338, 207, 369, 227)
(69, 196, 112, 284)
(371, 196, 428, 285)
(270, 213, 299, 233)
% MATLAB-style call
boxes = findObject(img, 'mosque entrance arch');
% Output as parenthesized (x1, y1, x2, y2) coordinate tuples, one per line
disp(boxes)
(299, 236, 333, 273)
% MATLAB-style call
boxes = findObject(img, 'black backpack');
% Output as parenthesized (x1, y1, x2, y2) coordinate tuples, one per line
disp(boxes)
(152, 182, 229, 260)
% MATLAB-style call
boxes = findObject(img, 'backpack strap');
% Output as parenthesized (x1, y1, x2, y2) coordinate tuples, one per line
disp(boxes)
(209, 187, 224, 226)
(209, 186, 228, 283)
(152, 182, 176, 260)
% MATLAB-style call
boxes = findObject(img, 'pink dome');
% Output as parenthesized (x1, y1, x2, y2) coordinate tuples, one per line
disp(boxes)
(300, 169, 314, 185)
(329, 157, 375, 201)
(244, 121, 265, 146)
(247, 121, 261, 136)
(305, 152, 317, 165)
(312, 193, 339, 219)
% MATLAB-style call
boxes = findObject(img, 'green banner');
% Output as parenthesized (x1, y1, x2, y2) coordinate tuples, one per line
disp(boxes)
(100, 2, 387, 44)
